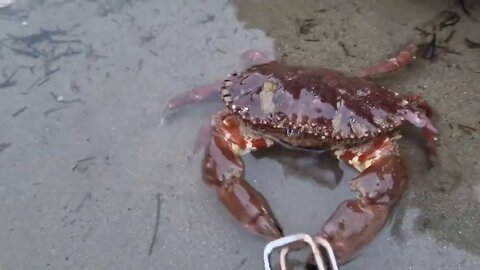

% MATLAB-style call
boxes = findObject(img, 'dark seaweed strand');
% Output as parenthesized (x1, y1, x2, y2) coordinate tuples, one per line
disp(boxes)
(439, 11, 460, 30)
(421, 34, 437, 60)
(12, 106, 28, 117)
(459, 0, 472, 18)
(148, 193, 162, 255)
(465, 38, 480, 49)
(0, 143, 12, 154)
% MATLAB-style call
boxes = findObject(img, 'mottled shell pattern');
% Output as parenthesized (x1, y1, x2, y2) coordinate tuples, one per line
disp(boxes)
(219, 61, 411, 149)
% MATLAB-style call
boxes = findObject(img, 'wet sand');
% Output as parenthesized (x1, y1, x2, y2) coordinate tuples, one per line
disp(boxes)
(0, 0, 479, 269)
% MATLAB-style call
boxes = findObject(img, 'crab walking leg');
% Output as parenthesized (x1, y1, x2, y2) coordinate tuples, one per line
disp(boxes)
(316, 135, 407, 265)
(355, 43, 418, 79)
(165, 81, 224, 112)
(241, 49, 274, 66)
(192, 120, 213, 154)
(202, 112, 283, 240)
(185, 120, 214, 162)
(403, 94, 439, 157)
(166, 50, 272, 113)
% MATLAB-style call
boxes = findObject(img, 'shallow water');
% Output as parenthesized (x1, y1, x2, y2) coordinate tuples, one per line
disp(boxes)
(0, 0, 479, 269)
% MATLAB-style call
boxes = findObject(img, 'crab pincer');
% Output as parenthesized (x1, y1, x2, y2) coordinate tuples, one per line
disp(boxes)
(202, 112, 283, 239)
(317, 135, 407, 264)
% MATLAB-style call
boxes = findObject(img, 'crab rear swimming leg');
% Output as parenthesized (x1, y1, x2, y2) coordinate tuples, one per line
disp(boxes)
(202, 111, 283, 240)
(309, 134, 407, 265)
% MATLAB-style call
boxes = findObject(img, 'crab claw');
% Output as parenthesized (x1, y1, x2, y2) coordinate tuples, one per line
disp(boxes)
(215, 179, 283, 239)
(319, 200, 390, 264)
(309, 135, 407, 265)
(202, 112, 282, 240)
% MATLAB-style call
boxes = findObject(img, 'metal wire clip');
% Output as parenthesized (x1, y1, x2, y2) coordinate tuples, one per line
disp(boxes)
(263, 233, 339, 270)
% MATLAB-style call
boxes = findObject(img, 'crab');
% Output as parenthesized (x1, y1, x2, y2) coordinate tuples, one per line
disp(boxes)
(165, 43, 438, 265)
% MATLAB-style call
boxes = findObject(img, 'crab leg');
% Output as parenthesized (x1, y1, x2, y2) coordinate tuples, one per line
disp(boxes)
(165, 81, 224, 112)
(403, 94, 439, 157)
(202, 112, 283, 240)
(241, 49, 274, 66)
(312, 135, 406, 265)
(165, 50, 273, 113)
(355, 43, 418, 79)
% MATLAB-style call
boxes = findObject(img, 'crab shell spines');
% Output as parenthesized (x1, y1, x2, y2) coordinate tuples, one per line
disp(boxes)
(220, 61, 411, 148)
